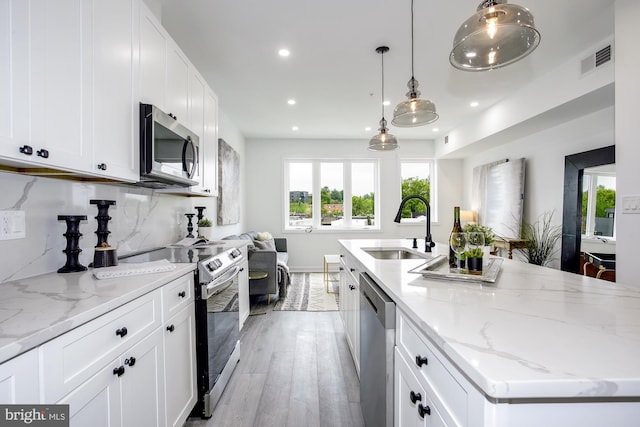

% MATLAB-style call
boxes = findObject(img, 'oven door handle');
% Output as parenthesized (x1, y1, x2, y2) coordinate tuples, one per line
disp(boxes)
(202, 265, 242, 299)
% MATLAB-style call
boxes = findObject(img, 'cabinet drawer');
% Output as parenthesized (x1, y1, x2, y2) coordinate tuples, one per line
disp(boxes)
(396, 311, 467, 426)
(161, 273, 194, 320)
(41, 289, 162, 403)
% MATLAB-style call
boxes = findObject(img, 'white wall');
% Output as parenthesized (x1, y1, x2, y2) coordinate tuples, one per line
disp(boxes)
(461, 107, 614, 268)
(615, 0, 640, 285)
(190, 109, 246, 241)
(244, 138, 462, 271)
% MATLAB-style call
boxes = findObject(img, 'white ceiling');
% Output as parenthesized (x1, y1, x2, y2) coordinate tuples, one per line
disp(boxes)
(157, 0, 615, 141)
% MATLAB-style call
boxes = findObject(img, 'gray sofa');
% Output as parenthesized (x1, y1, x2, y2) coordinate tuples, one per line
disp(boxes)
(223, 231, 289, 302)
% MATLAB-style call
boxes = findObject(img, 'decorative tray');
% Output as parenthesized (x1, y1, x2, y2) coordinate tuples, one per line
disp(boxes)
(408, 255, 503, 284)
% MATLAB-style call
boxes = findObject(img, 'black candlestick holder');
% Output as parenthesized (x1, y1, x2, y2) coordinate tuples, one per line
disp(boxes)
(195, 206, 206, 222)
(90, 199, 116, 247)
(58, 215, 87, 273)
(185, 213, 195, 237)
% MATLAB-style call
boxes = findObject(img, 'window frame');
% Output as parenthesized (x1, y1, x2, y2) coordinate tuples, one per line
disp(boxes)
(283, 158, 380, 232)
(398, 158, 437, 224)
(582, 171, 616, 239)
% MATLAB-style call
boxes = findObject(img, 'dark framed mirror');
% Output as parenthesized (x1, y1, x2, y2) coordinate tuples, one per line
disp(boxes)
(561, 145, 615, 273)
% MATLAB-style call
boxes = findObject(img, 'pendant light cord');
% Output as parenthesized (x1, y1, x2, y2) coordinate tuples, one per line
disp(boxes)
(411, 0, 415, 79)
(381, 49, 385, 118)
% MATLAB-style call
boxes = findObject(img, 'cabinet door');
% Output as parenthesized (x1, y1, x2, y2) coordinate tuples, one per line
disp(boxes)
(0, 349, 39, 403)
(188, 70, 205, 189)
(395, 348, 448, 427)
(345, 271, 360, 374)
(238, 258, 249, 329)
(201, 88, 219, 195)
(28, 0, 91, 172)
(165, 42, 189, 123)
(0, 0, 29, 160)
(339, 259, 348, 324)
(90, 0, 138, 181)
(164, 304, 197, 427)
(59, 358, 122, 427)
(121, 328, 165, 427)
(139, 4, 166, 109)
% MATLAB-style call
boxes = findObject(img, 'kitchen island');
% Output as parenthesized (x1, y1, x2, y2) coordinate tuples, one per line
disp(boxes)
(339, 239, 640, 427)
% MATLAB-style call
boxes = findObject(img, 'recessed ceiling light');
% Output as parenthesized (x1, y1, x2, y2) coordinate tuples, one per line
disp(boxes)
(383, 100, 390, 106)
(278, 48, 290, 57)
(365, 127, 372, 132)
(470, 101, 479, 107)
(287, 99, 296, 105)
(432, 128, 439, 132)
(292, 126, 299, 131)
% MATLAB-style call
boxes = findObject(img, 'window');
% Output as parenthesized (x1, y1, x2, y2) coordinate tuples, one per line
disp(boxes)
(398, 159, 435, 223)
(582, 168, 616, 238)
(285, 159, 379, 230)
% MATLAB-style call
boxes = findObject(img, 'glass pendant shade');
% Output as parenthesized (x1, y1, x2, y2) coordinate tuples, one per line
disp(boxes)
(450, 0, 540, 71)
(369, 46, 398, 151)
(392, 0, 438, 127)
(368, 118, 398, 151)
(392, 78, 439, 127)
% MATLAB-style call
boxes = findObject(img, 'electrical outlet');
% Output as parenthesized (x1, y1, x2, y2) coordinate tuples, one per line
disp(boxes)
(622, 195, 640, 214)
(0, 210, 26, 240)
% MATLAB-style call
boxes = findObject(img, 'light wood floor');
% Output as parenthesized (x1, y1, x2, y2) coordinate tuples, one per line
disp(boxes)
(185, 309, 365, 427)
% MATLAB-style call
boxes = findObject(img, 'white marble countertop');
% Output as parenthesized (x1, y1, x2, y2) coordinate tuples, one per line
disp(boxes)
(0, 263, 195, 364)
(340, 238, 640, 400)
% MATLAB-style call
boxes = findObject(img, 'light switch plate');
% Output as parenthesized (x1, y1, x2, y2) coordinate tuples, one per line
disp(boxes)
(0, 210, 26, 240)
(621, 195, 640, 214)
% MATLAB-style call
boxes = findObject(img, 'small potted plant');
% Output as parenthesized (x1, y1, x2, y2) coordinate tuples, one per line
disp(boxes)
(464, 247, 484, 275)
(197, 218, 212, 240)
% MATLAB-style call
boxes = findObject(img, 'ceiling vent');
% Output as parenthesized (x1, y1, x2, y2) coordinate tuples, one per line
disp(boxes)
(581, 44, 613, 76)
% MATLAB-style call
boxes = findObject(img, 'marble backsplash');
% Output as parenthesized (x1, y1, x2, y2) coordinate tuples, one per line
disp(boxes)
(0, 171, 216, 282)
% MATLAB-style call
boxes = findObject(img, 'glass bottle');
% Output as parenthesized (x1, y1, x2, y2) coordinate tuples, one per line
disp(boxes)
(449, 206, 462, 267)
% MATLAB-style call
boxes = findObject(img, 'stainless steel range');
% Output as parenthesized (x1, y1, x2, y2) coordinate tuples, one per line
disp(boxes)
(119, 244, 244, 418)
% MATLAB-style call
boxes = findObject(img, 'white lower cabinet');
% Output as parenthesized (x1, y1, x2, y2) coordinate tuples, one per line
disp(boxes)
(0, 348, 40, 403)
(339, 251, 360, 375)
(163, 304, 196, 427)
(32, 272, 197, 427)
(60, 327, 165, 427)
(395, 348, 447, 427)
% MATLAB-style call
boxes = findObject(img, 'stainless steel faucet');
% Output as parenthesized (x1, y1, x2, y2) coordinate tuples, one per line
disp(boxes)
(393, 195, 435, 252)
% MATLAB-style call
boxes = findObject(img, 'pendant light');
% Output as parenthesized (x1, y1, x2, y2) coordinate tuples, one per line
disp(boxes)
(450, 0, 540, 71)
(392, 0, 438, 127)
(369, 46, 399, 151)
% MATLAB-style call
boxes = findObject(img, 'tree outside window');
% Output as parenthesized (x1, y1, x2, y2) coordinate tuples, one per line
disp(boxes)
(399, 160, 433, 222)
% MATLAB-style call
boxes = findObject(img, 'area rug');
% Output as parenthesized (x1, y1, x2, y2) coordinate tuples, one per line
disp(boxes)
(273, 272, 339, 311)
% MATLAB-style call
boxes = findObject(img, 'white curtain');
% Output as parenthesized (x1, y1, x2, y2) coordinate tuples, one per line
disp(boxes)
(472, 158, 525, 239)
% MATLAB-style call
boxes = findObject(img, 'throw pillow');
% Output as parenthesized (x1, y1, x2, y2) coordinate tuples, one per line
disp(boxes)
(256, 231, 273, 241)
(253, 239, 275, 251)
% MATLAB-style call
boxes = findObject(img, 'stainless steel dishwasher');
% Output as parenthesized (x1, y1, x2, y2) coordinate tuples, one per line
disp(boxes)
(359, 272, 396, 427)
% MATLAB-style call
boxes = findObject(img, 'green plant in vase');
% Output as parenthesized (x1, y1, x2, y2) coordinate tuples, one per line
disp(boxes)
(197, 218, 213, 239)
(464, 247, 484, 275)
(462, 223, 495, 246)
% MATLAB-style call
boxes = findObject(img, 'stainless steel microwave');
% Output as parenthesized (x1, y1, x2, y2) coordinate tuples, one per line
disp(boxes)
(138, 103, 199, 188)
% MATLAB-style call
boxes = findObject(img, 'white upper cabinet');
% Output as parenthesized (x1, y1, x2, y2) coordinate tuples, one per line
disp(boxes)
(0, 0, 139, 181)
(139, 6, 167, 110)
(0, 0, 91, 172)
(166, 45, 189, 124)
(90, 0, 139, 181)
(202, 88, 219, 196)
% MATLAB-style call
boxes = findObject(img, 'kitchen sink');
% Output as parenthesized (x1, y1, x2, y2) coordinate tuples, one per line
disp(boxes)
(361, 247, 432, 260)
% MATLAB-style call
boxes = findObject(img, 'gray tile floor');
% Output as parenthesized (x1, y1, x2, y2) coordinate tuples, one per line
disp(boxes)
(185, 307, 365, 427)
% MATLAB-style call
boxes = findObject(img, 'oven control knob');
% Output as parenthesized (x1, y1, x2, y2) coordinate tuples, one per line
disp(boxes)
(207, 259, 223, 271)
(230, 249, 241, 259)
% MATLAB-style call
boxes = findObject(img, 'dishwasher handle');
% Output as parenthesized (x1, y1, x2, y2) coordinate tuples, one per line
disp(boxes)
(359, 273, 395, 329)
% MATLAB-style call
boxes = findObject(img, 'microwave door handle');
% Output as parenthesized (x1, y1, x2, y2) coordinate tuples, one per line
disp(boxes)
(182, 136, 198, 179)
